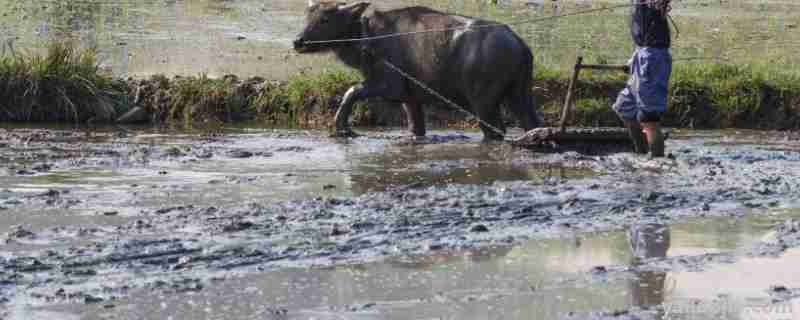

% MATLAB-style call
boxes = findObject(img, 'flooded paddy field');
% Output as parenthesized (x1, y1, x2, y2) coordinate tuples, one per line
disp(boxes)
(3, 0, 799, 79)
(1, 126, 800, 319)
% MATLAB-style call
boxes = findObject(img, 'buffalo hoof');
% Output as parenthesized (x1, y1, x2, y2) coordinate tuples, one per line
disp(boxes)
(481, 135, 505, 143)
(330, 129, 360, 138)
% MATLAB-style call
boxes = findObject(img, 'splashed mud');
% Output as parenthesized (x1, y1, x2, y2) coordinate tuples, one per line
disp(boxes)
(1, 126, 800, 319)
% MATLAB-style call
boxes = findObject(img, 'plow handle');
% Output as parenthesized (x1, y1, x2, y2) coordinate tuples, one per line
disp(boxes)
(557, 58, 629, 132)
(558, 56, 583, 132)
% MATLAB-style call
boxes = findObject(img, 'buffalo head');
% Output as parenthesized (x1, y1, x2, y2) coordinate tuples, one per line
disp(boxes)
(293, 1, 371, 53)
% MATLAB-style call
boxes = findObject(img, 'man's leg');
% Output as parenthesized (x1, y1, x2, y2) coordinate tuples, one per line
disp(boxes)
(635, 48, 672, 158)
(641, 121, 664, 157)
(627, 121, 648, 154)
(613, 51, 648, 154)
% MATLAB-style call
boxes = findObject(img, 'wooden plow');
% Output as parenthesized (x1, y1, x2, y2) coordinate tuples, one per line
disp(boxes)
(512, 56, 638, 153)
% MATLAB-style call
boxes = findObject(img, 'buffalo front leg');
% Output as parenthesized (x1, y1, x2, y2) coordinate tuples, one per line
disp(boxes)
(401, 102, 426, 137)
(333, 84, 368, 138)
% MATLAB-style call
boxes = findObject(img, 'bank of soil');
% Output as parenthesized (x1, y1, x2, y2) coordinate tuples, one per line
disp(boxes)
(1, 127, 800, 319)
(102, 68, 800, 131)
(1, 46, 799, 131)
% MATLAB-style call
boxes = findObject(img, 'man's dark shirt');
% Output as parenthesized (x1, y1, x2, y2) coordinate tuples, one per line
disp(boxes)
(630, 1, 671, 48)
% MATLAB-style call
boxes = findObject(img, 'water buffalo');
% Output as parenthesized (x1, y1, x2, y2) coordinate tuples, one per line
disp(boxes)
(293, 1, 540, 140)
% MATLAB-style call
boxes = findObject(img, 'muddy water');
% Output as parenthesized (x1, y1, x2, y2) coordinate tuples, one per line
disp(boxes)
(0, 126, 585, 233)
(5, 0, 799, 80)
(15, 212, 800, 320)
(4, 0, 793, 83)
(3, 0, 329, 78)
(2, 126, 800, 319)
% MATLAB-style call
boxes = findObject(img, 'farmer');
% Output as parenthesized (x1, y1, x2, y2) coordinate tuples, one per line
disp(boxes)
(613, 0, 672, 157)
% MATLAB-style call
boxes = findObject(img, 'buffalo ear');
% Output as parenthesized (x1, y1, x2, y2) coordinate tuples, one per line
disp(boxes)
(338, 2, 370, 18)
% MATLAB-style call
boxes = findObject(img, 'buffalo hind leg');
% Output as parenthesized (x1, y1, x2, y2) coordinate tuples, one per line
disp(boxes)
(402, 102, 426, 138)
(476, 106, 505, 141)
(468, 86, 507, 141)
(507, 91, 540, 132)
(506, 73, 541, 132)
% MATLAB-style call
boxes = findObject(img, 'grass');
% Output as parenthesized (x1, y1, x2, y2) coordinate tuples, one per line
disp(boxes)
(537, 61, 800, 130)
(251, 68, 361, 125)
(119, 66, 361, 127)
(671, 63, 800, 128)
(0, 41, 127, 122)
(165, 74, 249, 124)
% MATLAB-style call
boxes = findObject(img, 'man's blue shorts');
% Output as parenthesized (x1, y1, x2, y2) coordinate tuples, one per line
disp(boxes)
(612, 47, 672, 122)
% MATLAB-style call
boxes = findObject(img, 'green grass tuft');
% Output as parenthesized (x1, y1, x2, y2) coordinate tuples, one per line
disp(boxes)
(252, 68, 360, 125)
(0, 41, 127, 122)
(166, 74, 248, 125)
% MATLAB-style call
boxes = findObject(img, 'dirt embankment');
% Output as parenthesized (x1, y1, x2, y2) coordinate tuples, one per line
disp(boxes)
(108, 69, 800, 131)
(2, 43, 800, 130)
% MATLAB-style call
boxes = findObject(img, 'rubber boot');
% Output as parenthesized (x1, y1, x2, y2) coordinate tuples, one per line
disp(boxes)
(625, 122, 648, 154)
(642, 122, 665, 158)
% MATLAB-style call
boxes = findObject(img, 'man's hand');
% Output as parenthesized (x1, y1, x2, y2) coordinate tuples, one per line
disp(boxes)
(650, 0, 672, 14)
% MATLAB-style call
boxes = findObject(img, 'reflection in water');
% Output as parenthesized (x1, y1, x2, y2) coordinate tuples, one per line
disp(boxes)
(20, 211, 800, 320)
(389, 245, 516, 270)
(0, 129, 597, 233)
(627, 223, 671, 314)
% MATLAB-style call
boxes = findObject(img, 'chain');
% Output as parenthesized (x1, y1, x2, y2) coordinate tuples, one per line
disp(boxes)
(379, 59, 508, 139)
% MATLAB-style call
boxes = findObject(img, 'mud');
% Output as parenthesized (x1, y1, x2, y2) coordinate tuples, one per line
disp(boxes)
(1, 126, 800, 319)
